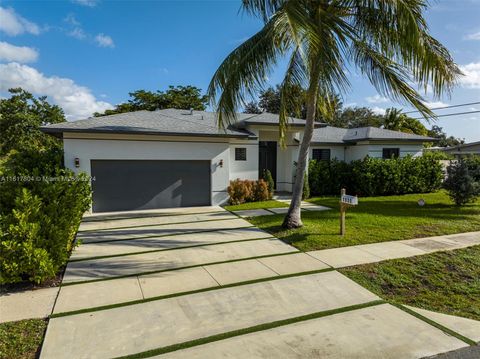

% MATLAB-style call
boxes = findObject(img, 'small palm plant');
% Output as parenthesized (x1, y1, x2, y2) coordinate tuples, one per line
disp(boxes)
(208, 0, 460, 228)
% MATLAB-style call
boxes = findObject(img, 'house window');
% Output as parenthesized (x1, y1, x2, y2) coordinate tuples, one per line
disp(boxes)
(312, 149, 331, 162)
(235, 148, 247, 161)
(382, 148, 400, 159)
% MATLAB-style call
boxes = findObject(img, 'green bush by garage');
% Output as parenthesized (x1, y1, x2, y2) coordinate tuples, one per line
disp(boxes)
(0, 90, 91, 285)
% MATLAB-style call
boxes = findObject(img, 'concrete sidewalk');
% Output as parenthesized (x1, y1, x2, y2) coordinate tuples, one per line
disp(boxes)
(41, 271, 381, 358)
(54, 253, 329, 314)
(77, 217, 252, 243)
(35, 207, 480, 359)
(158, 304, 468, 359)
(62, 238, 297, 283)
(307, 231, 480, 268)
(71, 226, 274, 260)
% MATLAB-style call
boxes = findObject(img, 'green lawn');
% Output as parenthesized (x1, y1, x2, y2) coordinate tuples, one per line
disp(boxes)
(0, 319, 47, 359)
(224, 200, 288, 211)
(249, 191, 480, 251)
(341, 245, 480, 321)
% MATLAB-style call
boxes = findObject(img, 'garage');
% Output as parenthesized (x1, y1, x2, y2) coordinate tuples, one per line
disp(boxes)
(91, 160, 211, 212)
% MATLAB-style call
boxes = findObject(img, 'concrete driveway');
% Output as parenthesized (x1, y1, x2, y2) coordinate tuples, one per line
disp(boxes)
(40, 206, 473, 358)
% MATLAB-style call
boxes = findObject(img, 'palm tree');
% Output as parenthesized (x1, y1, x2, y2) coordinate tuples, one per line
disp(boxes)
(208, 0, 460, 229)
(383, 107, 406, 131)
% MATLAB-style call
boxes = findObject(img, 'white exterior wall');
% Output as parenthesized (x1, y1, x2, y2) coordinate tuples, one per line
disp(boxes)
(366, 143, 423, 159)
(63, 135, 231, 206)
(344, 142, 423, 161)
(309, 146, 345, 161)
(345, 144, 370, 162)
(229, 141, 259, 181)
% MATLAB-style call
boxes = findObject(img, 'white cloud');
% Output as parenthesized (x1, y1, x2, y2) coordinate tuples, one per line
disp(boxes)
(0, 6, 40, 36)
(371, 106, 386, 115)
(464, 31, 480, 40)
(68, 27, 86, 40)
(0, 42, 38, 63)
(424, 101, 449, 109)
(0, 62, 113, 119)
(459, 62, 480, 89)
(366, 94, 389, 104)
(71, 0, 98, 7)
(94, 33, 114, 48)
(64, 13, 81, 27)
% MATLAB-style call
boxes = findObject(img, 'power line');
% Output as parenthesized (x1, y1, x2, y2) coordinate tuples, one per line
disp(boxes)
(404, 101, 480, 114)
(412, 110, 480, 120)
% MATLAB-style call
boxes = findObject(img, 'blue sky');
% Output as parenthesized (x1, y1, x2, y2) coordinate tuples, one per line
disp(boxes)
(0, 0, 479, 141)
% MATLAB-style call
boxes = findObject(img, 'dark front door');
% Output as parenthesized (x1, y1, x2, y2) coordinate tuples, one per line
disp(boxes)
(91, 160, 211, 212)
(259, 141, 277, 186)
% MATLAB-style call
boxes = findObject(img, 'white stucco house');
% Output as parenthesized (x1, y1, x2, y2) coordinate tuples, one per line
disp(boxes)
(42, 108, 434, 212)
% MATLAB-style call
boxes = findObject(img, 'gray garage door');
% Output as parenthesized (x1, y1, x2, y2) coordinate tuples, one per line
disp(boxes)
(91, 160, 211, 213)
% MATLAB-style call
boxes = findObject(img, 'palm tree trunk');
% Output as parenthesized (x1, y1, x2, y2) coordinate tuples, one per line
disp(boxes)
(282, 81, 319, 229)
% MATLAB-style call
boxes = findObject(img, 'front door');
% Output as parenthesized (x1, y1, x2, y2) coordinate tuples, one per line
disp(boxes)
(259, 141, 277, 187)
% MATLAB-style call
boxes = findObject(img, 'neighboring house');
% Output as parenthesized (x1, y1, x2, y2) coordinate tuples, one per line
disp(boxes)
(432, 141, 480, 158)
(42, 109, 434, 212)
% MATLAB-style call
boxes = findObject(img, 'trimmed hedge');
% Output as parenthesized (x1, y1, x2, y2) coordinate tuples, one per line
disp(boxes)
(0, 149, 91, 284)
(309, 154, 443, 197)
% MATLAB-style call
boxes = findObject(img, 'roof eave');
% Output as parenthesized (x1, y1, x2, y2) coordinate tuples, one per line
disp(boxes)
(345, 137, 438, 143)
(243, 121, 327, 128)
(40, 127, 257, 140)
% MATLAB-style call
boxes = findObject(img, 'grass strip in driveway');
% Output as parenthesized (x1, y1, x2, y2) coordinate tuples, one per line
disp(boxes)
(112, 300, 385, 359)
(340, 245, 480, 321)
(82, 209, 226, 223)
(393, 304, 476, 346)
(77, 224, 256, 244)
(79, 216, 237, 233)
(51, 267, 334, 318)
(224, 200, 288, 212)
(77, 224, 255, 244)
(60, 250, 300, 287)
(69, 236, 275, 262)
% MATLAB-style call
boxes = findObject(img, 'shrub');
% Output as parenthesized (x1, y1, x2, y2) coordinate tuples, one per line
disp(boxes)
(463, 155, 480, 182)
(261, 169, 275, 199)
(443, 159, 480, 206)
(309, 155, 443, 197)
(228, 179, 270, 204)
(0, 149, 91, 284)
(227, 179, 251, 205)
(253, 179, 270, 202)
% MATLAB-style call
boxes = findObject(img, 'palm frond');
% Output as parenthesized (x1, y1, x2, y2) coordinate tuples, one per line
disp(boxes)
(350, 40, 434, 119)
(241, 0, 286, 22)
(207, 11, 290, 128)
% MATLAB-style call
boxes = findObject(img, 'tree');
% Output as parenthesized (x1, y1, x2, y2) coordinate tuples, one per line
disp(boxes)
(383, 107, 428, 135)
(0, 88, 65, 156)
(330, 106, 383, 128)
(244, 84, 339, 121)
(208, 0, 460, 228)
(243, 101, 262, 114)
(428, 125, 464, 147)
(444, 159, 480, 206)
(94, 85, 208, 117)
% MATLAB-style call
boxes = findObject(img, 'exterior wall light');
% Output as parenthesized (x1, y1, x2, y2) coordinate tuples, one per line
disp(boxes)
(74, 158, 80, 168)
(219, 159, 224, 168)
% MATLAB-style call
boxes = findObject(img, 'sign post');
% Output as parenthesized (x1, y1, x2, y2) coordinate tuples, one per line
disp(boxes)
(339, 188, 358, 236)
